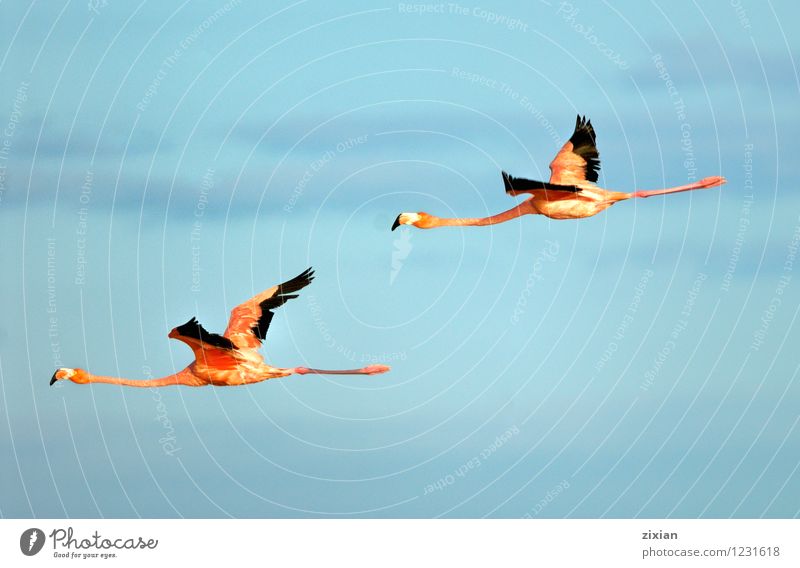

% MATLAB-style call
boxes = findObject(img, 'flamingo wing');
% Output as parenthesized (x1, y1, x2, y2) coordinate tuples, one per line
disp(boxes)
(170, 317, 245, 370)
(501, 171, 581, 198)
(548, 115, 600, 185)
(223, 267, 315, 350)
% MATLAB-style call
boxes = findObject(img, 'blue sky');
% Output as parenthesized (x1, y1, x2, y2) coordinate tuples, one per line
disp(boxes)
(0, 0, 798, 518)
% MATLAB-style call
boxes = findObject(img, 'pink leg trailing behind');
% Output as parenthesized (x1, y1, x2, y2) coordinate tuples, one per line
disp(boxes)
(293, 365, 390, 376)
(631, 176, 726, 198)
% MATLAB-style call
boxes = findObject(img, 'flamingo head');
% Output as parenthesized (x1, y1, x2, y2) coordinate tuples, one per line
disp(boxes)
(50, 367, 88, 386)
(392, 212, 431, 230)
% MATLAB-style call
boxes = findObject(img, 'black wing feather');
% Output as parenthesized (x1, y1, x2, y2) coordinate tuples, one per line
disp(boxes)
(175, 317, 237, 350)
(502, 171, 581, 194)
(252, 268, 315, 341)
(569, 115, 600, 182)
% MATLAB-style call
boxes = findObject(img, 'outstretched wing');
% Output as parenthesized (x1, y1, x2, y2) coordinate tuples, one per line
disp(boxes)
(549, 115, 600, 185)
(502, 171, 581, 197)
(223, 268, 315, 350)
(170, 317, 244, 370)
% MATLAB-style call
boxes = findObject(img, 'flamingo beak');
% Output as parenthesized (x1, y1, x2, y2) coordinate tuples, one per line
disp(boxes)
(50, 371, 58, 386)
(391, 215, 402, 231)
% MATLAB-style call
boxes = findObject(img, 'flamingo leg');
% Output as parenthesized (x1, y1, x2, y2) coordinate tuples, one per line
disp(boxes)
(293, 365, 389, 376)
(631, 176, 726, 198)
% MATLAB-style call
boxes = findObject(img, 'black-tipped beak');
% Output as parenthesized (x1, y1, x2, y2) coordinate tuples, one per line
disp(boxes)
(391, 215, 402, 231)
(50, 372, 58, 386)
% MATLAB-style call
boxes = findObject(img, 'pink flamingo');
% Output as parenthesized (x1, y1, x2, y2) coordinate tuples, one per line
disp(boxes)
(50, 268, 389, 388)
(392, 115, 726, 230)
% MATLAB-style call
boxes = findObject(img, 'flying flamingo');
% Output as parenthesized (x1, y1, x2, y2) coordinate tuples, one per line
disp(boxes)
(50, 268, 389, 388)
(391, 115, 726, 230)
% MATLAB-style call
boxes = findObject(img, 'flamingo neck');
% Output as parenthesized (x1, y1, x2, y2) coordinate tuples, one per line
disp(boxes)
(426, 204, 529, 228)
(76, 371, 195, 387)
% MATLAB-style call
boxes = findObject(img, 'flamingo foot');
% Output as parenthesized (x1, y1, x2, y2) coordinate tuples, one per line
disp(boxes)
(696, 175, 727, 188)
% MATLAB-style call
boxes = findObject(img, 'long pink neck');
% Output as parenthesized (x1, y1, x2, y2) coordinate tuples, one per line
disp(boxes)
(427, 204, 528, 227)
(79, 371, 194, 387)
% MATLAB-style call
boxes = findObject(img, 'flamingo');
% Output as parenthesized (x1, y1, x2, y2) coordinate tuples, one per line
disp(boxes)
(50, 268, 389, 388)
(391, 115, 726, 230)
